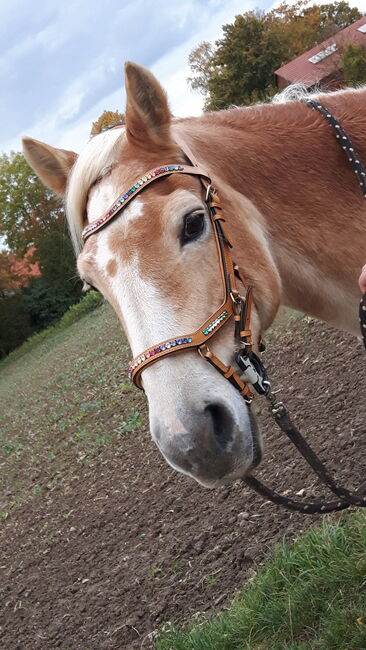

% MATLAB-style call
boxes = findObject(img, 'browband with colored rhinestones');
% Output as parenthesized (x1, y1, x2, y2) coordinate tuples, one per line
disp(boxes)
(82, 164, 210, 241)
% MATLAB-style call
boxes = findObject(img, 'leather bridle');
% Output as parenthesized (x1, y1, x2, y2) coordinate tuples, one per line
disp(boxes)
(82, 145, 269, 405)
(81, 104, 366, 515)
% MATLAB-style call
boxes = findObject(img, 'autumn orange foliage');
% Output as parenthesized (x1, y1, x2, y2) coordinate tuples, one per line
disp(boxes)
(0, 247, 41, 294)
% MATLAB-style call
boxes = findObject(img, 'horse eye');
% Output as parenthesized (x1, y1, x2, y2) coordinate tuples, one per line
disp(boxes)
(181, 212, 205, 245)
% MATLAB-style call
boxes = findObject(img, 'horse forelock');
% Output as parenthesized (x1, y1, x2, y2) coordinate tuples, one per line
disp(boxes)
(66, 127, 125, 253)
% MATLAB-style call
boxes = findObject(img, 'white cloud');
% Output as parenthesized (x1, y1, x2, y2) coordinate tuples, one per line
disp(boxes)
(2, 0, 258, 153)
(2, 0, 366, 155)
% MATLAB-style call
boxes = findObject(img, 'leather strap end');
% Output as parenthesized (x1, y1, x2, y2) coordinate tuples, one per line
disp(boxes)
(240, 330, 252, 339)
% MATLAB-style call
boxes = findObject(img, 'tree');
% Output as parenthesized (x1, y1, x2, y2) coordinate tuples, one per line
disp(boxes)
(187, 1, 363, 110)
(36, 229, 82, 300)
(90, 110, 125, 136)
(267, 2, 327, 62)
(205, 11, 285, 109)
(0, 152, 64, 255)
(0, 251, 17, 296)
(0, 149, 81, 299)
(0, 293, 32, 358)
(307, 1, 362, 39)
(22, 276, 76, 331)
(342, 43, 366, 84)
(0, 247, 41, 297)
(0, 150, 83, 354)
(187, 42, 215, 96)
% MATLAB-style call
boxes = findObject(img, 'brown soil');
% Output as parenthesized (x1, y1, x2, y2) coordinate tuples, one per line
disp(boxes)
(1, 317, 365, 649)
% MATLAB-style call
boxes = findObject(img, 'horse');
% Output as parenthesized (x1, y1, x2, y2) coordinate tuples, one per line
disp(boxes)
(22, 62, 366, 490)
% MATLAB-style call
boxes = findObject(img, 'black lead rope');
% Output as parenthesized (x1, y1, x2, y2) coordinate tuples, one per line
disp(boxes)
(245, 101, 366, 514)
(360, 293, 366, 350)
(306, 102, 366, 349)
(307, 99, 366, 197)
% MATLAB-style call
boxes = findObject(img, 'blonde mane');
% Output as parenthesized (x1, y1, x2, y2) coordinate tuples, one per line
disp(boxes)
(272, 82, 366, 104)
(66, 127, 124, 252)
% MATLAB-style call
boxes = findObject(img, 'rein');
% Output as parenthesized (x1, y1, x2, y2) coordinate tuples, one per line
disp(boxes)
(82, 101, 366, 515)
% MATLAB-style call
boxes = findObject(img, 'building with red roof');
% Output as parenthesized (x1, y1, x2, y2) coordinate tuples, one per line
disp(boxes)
(275, 16, 366, 91)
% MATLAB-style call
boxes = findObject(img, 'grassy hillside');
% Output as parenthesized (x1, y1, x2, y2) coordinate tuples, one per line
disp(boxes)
(1, 303, 365, 649)
(0, 301, 147, 514)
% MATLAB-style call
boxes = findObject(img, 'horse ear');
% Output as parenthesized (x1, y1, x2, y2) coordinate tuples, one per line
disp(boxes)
(22, 137, 77, 196)
(124, 62, 172, 148)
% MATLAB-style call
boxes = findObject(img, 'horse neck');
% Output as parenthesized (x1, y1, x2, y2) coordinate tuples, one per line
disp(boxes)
(175, 91, 366, 334)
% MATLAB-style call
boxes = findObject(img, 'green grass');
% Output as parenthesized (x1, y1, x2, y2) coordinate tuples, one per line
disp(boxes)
(155, 511, 366, 650)
(0, 289, 104, 370)
(0, 300, 147, 512)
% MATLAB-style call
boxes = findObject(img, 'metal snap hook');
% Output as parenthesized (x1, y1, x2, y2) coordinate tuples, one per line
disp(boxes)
(230, 290, 240, 303)
(205, 184, 213, 201)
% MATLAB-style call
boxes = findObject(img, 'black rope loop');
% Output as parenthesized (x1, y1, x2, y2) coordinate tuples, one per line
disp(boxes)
(245, 393, 366, 513)
(244, 475, 350, 514)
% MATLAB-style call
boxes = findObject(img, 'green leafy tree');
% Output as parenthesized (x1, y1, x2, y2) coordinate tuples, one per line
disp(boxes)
(0, 152, 64, 255)
(267, 2, 328, 61)
(205, 11, 284, 109)
(0, 151, 83, 354)
(90, 110, 125, 136)
(36, 229, 80, 297)
(188, 1, 363, 110)
(0, 293, 32, 358)
(22, 276, 76, 331)
(342, 43, 366, 84)
(187, 42, 216, 96)
(0, 150, 81, 298)
(307, 1, 362, 39)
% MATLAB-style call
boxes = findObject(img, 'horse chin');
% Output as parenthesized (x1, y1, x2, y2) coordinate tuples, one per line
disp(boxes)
(200, 411, 263, 488)
(206, 444, 263, 488)
(146, 360, 263, 488)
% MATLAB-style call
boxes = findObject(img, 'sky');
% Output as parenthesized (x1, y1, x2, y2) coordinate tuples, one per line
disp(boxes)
(1, 0, 366, 156)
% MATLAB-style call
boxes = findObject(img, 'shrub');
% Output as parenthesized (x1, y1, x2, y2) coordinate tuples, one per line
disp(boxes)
(0, 290, 103, 367)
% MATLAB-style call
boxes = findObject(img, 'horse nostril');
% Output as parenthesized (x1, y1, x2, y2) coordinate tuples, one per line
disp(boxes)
(205, 403, 234, 450)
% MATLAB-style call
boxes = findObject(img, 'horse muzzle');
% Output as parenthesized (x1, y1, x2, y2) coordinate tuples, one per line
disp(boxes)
(150, 401, 262, 487)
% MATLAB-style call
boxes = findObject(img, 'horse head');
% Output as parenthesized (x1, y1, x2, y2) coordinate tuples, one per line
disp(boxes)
(23, 62, 282, 487)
